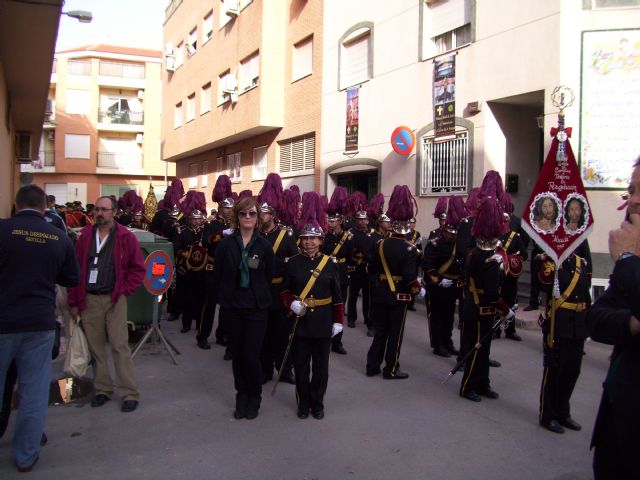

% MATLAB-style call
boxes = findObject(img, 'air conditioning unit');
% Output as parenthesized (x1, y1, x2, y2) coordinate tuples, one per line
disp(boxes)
(47, 131, 55, 141)
(467, 101, 482, 114)
(15, 133, 32, 163)
(223, 0, 240, 16)
(223, 74, 238, 94)
(165, 43, 174, 56)
(165, 57, 176, 72)
(136, 133, 144, 144)
(137, 90, 144, 100)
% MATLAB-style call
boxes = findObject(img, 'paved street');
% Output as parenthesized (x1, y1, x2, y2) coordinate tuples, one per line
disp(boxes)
(0, 300, 609, 480)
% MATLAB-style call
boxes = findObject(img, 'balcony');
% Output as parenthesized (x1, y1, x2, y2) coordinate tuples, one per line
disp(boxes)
(97, 109, 145, 133)
(97, 151, 143, 173)
(20, 151, 55, 173)
(98, 60, 146, 88)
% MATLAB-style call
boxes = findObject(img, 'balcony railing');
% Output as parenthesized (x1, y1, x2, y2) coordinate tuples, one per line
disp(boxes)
(41, 150, 55, 166)
(98, 109, 144, 125)
(99, 60, 145, 79)
(97, 152, 143, 169)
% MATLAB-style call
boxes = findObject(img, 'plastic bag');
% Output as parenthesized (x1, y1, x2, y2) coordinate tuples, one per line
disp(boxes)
(63, 317, 90, 378)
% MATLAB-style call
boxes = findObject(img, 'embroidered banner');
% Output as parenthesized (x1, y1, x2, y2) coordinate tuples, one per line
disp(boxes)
(345, 87, 359, 152)
(434, 54, 456, 139)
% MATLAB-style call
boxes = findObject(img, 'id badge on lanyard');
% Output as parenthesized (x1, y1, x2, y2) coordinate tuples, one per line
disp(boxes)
(89, 230, 109, 284)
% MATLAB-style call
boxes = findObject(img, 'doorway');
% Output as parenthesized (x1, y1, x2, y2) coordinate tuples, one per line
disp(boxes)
(335, 170, 378, 198)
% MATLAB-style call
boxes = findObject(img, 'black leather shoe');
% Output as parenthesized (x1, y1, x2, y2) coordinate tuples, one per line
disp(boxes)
(297, 409, 309, 419)
(445, 346, 460, 356)
(180, 327, 190, 333)
(541, 419, 565, 434)
(166, 314, 178, 322)
(40, 432, 48, 446)
(261, 375, 273, 385)
(506, 333, 522, 342)
(347, 320, 355, 328)
(121, 400, 138, 413)
(197, 340, 211, 350)
(462, 391, 482, 402)
(488, 359, 501, 368)
(367, 329, 375, 337)
(311, 409, 324, 419)
(493, 330, 502, 339)
(245, 408, 259, 420)
(91, 394, 110, 408)
(383, 370, 409, 380)
(233, 409, 246, 419)
(559, 417, 582, 431)
(279, 372, 295, 385)
(523, 305, 538, 311)
(215, 338, 228, 346)
(223, 349, 232, 361)
(478, 388, 499, 399)
(433, 347, 451, 358)
(407, 305, 416, 311)
(366, 368, 381, 377)
(331, 345, 347, 355)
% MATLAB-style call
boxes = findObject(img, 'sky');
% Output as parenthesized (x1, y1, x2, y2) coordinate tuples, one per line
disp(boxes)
(55, 0, 167, 52)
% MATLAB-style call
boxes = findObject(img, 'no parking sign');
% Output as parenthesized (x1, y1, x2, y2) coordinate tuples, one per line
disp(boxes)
(143, 250, 173, 295)
(391, 126, 415, 155)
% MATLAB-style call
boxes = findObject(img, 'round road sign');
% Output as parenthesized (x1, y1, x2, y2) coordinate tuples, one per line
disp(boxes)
(391, 126, 415, 155)
(143, 250, 174, 295)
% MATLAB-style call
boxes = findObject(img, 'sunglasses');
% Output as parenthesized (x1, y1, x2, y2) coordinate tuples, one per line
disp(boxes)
(94, 207, 114, 213)
(238, 210, 258, 218)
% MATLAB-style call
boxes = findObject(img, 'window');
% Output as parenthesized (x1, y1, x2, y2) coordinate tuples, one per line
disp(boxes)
(340, 27, 372, 90)
(203, 11, 214, 43)
(419, 131, 468, 195)
(175, 41, 184, 68)
(218, 70, 237, 104)
(292, 36, 313, 81)
(187, 27, 198, 56)
(220, 0, 239, 28)
(583, 0, 640, 7)
(432, 24, 471, 56)
(65, 134, 90, 159)
(99, 61, 145, 79)
(101, 184, 138, 198)
(201, 83, 211, 114)
(66, 89, 91, 115)
(202, 160, 209, 187)
(99, 96, 143, 125)
(227, 152, 242, 181)
(422, 0, 472, 59)
(216, 156, 225, 178)
(186, 93, 196, 122)
(67, 59, 91, 75)
(252, 146, 268, 181)
(278, 134, 315, 175)
(240, 51, 260, 92)
(188, 163, 198, 189)
(174, 102, 183, 129)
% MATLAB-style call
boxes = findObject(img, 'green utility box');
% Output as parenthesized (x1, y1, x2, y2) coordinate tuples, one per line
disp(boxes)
(127, 229, 174, 330)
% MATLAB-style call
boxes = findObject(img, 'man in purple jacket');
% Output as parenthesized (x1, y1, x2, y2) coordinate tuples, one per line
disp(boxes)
(68, 196, 145, 413)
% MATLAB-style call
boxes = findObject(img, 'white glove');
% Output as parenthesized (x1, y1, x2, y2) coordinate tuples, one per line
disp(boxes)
(504, 309, 515, 322)
(332, 323, 343, 337)
(418, 287, 426, 299)
(290, 300, 305, 316)
(439, 278, 454, 288)
(222, 228, 234, 237)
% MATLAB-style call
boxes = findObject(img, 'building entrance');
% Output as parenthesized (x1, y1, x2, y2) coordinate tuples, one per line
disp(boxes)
(335, 170, 378, 198)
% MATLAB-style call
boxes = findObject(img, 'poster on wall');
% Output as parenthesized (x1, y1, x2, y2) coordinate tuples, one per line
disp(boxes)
(580, 29, 640, 190)
(345, 87, 359, 152)
(433, 54, 456, 139)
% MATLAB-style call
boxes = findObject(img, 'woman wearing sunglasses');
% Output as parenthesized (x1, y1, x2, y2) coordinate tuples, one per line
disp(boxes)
(213, 197, 275, 419)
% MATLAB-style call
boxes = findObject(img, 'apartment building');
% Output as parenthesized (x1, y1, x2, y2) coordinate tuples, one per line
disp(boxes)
(321, 0, 640, 280)
(21, 44, 175, 206)
(0, 0, 61, 217)
(162, 0, 323, 202)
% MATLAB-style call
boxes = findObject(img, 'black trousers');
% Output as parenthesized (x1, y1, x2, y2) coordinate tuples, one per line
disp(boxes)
(501, 277, 518, 335)
(459, 303, 494, 395)
(228, 308, 268, 405)
(293, 336, 331, 413)
(166, 281, 181, 317)
(348, 272, 370, 327)
(592, 397, 637, 480)
(261, 308, 294, 378)
(539, 335, 585, 424)
(426, 286, 458, 350)
(529, 256, 542, 307)
(180, 272, 206, 331)
(332, 282, 349, 348)
(366, 302, 408, 375)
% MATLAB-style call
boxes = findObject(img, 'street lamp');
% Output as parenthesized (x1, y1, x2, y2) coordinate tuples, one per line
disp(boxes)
(62, 10, 92, 23)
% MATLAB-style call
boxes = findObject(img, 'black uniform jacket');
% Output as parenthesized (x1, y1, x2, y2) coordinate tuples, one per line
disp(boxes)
(323, 229, 353, 286)
(282, 252, 343, 338)
(422, 234, 462, 285)
(464, 247, 508, 317)
(213, 231, 275, 309)
(263, 225, 299, 310)
(540, 253, 591, 339)
(588, 254, 640, 474)
(349, 228, 372, 275)
(369, 234, 419, 306)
